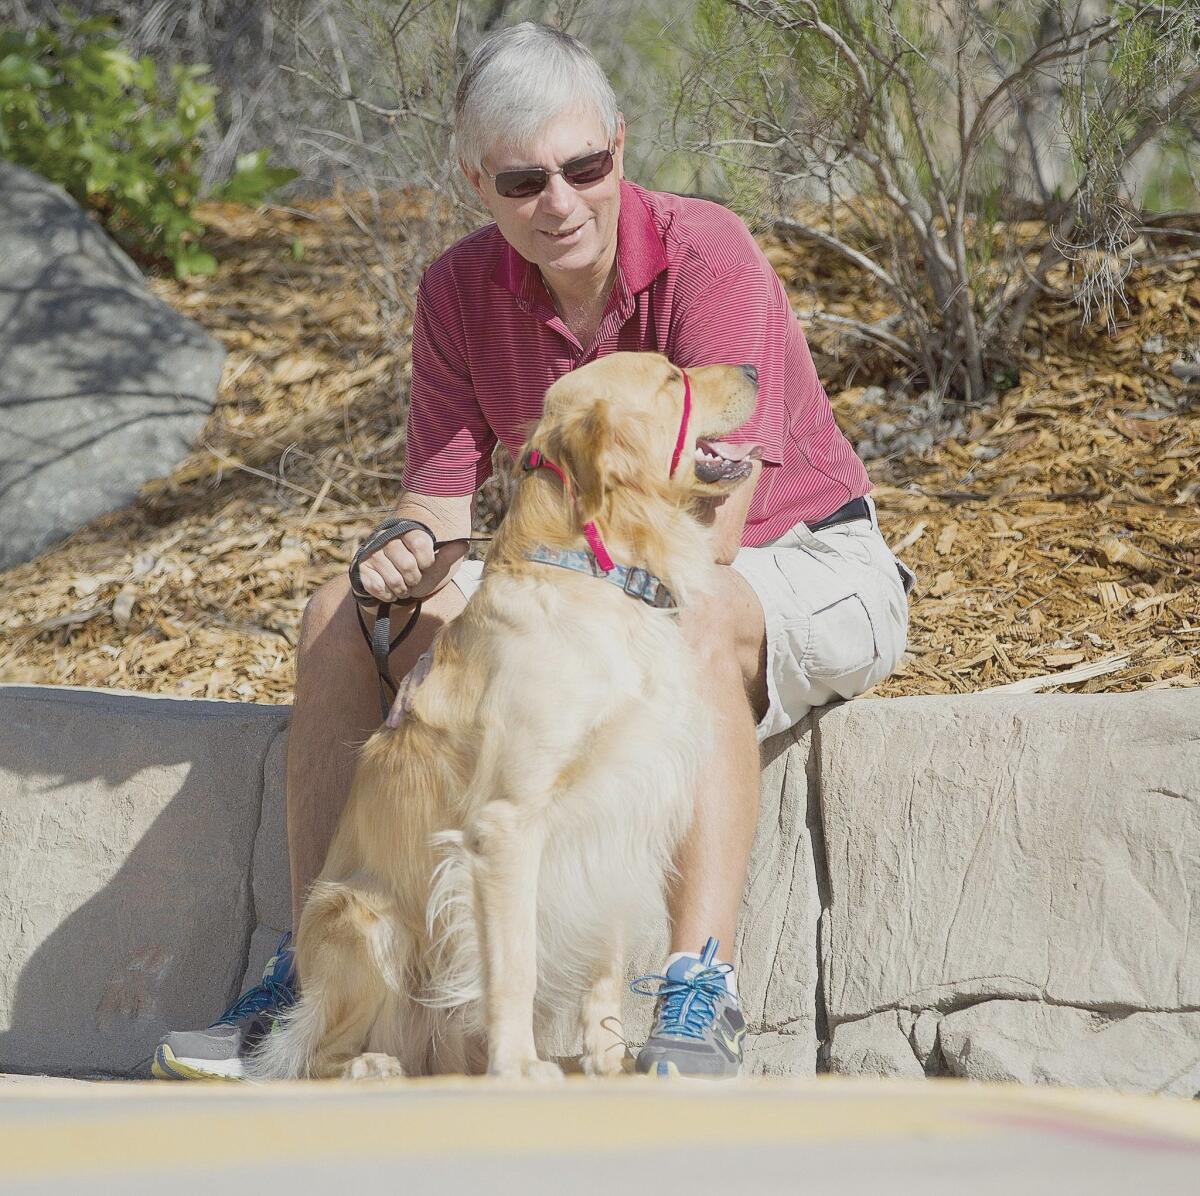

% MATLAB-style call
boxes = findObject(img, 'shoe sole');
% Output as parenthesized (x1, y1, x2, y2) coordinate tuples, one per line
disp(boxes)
(638, 1058, 741, 1080)
(152, 1043, 244, 1082)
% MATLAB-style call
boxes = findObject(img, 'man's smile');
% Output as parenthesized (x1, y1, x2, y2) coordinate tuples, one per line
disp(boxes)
(540, 221, 588, 241)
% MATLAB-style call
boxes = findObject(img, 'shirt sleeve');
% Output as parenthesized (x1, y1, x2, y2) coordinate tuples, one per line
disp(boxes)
(400, 275, 497, 495)
(668, 246, 821, 468)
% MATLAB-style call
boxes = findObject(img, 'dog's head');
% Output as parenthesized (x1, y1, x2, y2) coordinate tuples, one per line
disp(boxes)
(530, 352, 760, 526)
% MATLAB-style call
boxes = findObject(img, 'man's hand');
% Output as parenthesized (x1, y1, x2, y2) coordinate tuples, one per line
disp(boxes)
(354, 493, 473, 603)
(355, 526, 437, 602)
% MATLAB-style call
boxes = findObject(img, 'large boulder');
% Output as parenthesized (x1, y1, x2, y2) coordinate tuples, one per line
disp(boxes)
(0, 162, 224, 571)
(819, 691, 1200, 1094)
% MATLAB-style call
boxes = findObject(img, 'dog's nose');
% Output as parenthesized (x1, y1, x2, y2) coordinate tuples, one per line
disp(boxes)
(739, 363, 758, 384)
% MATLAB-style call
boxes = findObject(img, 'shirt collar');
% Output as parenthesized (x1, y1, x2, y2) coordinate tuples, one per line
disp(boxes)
(491, 179, 669, 307)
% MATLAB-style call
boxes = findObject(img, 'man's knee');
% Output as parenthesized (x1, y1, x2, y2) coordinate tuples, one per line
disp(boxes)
(298, 576, 359, 658)
(298, 574, 466, 683)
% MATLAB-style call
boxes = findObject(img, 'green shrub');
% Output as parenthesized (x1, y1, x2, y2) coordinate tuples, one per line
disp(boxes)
(0, 15, 297, 277)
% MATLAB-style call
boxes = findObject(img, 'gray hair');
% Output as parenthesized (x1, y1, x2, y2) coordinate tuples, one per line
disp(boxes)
(454, 23, 620, 172)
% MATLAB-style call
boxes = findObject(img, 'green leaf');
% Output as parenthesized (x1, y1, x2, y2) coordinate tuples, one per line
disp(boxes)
(174, 245, 218, 279)
(213, 148, 299, 205)
(0, 54, 54, 88)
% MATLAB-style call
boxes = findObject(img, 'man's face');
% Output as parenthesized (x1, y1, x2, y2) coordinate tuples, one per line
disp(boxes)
(463, 109, 625, 281)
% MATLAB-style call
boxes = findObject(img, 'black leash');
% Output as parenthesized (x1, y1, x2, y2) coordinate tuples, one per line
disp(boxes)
(348, 517, 491, 721)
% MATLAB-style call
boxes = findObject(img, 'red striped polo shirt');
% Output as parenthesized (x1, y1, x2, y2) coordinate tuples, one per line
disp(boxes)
(401, 179, 870, 547)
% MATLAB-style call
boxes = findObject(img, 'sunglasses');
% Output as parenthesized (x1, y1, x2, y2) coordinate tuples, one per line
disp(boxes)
(485, 147, 615, 199)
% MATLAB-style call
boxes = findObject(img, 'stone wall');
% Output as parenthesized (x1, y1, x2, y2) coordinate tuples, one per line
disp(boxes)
(1, 683, 1197, 1094)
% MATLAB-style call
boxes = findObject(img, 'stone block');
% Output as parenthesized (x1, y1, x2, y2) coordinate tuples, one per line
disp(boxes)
(0, 686, 288, 1075)
(241, 721, 289, 992)
(910, 1009, 941, 1067)
(938, 1001, 1200, 1097)
(817, 690, 1200, 1089)
(251, 723, 291, 934)
(828, 1009, 924, 1079)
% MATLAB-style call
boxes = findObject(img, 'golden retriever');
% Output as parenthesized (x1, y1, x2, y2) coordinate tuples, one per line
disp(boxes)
(251, 352, 759, 1081)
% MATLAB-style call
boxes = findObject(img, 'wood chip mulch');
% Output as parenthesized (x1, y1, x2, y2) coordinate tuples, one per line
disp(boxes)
(0, 195, 1196, 702)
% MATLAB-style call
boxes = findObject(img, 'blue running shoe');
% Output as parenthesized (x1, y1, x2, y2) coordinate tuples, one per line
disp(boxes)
(630, 937, 745, 1079)
(152, 932, 296, 1081)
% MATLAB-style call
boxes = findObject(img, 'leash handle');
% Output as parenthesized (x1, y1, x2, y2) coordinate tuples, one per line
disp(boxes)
(349, 517, 437, 606)
(348, 517, 489, 722)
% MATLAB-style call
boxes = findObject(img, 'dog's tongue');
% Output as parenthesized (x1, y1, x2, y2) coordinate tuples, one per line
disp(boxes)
(697, 438, 763, 461)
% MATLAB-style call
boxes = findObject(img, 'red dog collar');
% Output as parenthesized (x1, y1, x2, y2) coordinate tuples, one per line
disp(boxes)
(523, 368, 692, 574)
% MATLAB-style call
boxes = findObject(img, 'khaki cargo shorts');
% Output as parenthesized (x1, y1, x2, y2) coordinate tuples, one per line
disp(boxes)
(452, 495, 914, 743)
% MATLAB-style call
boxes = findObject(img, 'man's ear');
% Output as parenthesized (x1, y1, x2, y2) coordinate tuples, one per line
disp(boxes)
(460, 158, 487, 205)
(613, 114, 626, 178)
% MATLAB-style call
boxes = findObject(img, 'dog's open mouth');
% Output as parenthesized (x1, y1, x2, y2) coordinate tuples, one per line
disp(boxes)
(693, 437, 762, 483)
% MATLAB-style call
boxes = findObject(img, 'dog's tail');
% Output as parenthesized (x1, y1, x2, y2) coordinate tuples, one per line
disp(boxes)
(246, 984, 330, 1081)
(247, 881, 409, 1080)
(419, 830, 484, 1022)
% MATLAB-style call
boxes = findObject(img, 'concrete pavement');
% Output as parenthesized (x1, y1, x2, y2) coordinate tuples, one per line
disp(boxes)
(1, 1076, 1198, 1195)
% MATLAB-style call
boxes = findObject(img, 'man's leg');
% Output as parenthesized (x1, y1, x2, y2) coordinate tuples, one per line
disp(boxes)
(634, 567, 766, 1079)
(668, 567, 767, 955)
(286, 576, 466, 924)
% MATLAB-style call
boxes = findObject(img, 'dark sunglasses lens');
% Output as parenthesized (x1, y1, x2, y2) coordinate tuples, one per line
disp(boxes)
(495, 169, 549, 198)
(562, 150, 613, 185)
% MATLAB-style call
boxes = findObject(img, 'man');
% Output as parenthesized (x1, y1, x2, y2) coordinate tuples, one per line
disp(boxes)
(154, 21, 912, 1083)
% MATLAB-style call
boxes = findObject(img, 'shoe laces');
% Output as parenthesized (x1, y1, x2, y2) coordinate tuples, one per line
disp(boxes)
(212, 933, 296, 1027)
(629, 961, 732, 1041)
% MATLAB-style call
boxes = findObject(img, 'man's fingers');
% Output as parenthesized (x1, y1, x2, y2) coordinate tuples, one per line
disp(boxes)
(360, 555, 409, 600)
(356, 527, 442, 602)
(400, 528, 436, 571)
(355, 561, 394, 602)
(386, 648, 434, 729)
(379, 540, 424, 589)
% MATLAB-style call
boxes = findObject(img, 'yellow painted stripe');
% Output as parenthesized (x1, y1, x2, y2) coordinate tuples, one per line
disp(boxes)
(0, 1078, 1196, 1181)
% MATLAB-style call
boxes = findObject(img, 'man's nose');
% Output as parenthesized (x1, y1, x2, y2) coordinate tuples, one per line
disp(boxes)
(538, 172, 575, 217)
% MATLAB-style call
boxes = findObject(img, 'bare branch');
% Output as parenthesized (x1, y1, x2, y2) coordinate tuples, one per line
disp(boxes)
(794, 308, 920, 367)
(278, 63, 449, 127)
(774, 217, 905, 300)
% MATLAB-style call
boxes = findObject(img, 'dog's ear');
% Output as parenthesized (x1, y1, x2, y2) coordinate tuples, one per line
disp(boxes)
(543, 399, 640, 526)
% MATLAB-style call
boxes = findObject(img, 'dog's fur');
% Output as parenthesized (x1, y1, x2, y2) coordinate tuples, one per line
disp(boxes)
(251, 352, 758, 1081)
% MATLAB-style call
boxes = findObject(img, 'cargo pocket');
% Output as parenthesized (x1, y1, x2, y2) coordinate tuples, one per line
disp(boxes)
(773, 548, 882, 684)
(804, 589, 879, 678)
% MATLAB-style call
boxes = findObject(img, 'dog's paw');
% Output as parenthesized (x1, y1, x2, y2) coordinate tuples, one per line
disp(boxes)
(489, 1057, 565, 1084)
(342, 1052, 406, 1081)
(580, 1045, 627, 1078)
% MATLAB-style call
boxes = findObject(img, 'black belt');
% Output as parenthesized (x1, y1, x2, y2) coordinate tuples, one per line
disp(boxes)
(806, 495, 870, 533)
